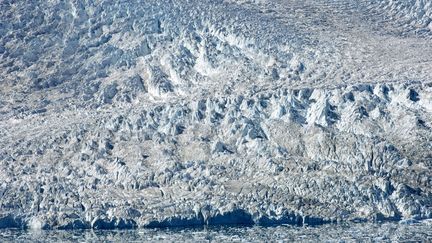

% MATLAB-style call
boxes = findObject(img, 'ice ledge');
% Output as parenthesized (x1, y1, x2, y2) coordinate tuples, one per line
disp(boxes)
(2, 209, 429, 230)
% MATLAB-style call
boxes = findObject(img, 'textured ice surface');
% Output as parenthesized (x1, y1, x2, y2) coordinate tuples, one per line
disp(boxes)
(0, 0, 432, 229)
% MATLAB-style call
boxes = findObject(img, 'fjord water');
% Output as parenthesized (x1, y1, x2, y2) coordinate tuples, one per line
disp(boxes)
(1, 222, 432, 242)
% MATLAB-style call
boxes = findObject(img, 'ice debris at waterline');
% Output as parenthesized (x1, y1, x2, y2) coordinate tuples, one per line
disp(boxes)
(2, 221, 432, 242)
(1, 0, 432, 230)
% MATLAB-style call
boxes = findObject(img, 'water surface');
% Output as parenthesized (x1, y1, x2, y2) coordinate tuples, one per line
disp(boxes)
(1, 221, 432, 242)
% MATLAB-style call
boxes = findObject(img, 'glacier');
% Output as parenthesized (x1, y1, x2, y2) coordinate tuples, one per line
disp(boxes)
(0, 0, 431, 229)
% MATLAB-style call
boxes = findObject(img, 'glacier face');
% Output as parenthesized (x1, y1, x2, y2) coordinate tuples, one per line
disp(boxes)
(0, 0, 431, 229)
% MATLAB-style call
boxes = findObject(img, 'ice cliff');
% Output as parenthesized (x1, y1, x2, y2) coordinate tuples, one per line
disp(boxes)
(0, 0, 431, 229)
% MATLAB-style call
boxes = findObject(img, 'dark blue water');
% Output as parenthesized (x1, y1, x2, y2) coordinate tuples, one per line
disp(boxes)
(1, 221, 432, 242)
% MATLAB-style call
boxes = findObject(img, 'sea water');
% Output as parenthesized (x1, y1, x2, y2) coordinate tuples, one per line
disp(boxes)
(1, 221, 431, 242)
